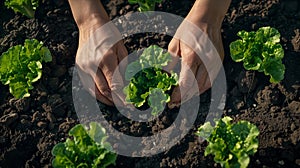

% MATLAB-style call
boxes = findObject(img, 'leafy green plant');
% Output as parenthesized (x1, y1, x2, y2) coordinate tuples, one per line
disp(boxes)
(4, 0, 39, 18)
(51, 122, 117, 168)
(123, 45, 178, 115)
(128, 0, 162, 12)
(0, 39, 52, 99)
(230, 26, 285, 83)
(196, 116, 259, 168)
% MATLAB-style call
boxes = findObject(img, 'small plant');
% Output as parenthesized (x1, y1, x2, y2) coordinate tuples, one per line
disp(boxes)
(230, 26, 285, 83)
(0, 39, 52, 99)
(51, 122, 117, 168)
(4, 0, 39, 18)
(123, 45, 178, 115)
(128, 0, 162, 12)
(196, 116, 259, 168)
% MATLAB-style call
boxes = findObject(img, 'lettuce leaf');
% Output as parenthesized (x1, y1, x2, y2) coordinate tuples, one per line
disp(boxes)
(196, 117, 259, 168)
(0, 39, 52, 98)
(4, 0, 39, 18)
(230, 26, 285, 83)
(51, 122, 116, 168)
(123, 45, 178, 115)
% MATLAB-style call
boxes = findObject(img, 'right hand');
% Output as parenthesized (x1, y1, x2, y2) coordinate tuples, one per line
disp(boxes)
(167, 0, 231, 108)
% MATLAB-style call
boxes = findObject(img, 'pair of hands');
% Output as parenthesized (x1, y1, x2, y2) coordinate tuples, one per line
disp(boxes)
(76, 15, 225, 109)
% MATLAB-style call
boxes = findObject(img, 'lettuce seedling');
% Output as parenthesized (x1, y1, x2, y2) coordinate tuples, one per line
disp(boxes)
(5, 0, 38, 18)
(123, 45, 178, 115)
(51, 122, 117, 168)
(196, 117, 259, 168)
(0, 39, 52, 99)
(230, 26, 285, 83)
(128, 0, 162, 12)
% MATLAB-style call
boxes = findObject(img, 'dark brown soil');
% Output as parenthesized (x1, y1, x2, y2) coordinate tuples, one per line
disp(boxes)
(1, 0, 300, 167)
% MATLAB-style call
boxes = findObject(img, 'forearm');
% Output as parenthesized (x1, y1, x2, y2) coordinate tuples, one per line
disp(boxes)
(68, 0, 110, 29)
(186, 0, 231, 28)
(68, 0, 111, 44)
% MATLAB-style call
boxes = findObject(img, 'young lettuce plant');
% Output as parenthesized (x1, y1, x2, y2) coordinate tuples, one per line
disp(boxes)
(128, 0, 162, 12)
(123, 45, 178, 115)
(196, 116, 259, 168)
(0, 39, 52, 99)
(5, 0, 39, 18)
(51, 122, 117, 168)
(230, 26, 285, 83)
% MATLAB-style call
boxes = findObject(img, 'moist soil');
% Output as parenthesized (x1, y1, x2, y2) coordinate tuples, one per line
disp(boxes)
(1, 0, 300, 167)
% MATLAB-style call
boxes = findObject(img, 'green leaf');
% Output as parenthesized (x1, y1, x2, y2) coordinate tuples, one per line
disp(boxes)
(196, 117, 259, 168)
(243, 51, 262, 70)
(124, 45, 178, 115)
(230, 40, 245, 62)
(9, 81, 30, 98)
(0, 39, 52, 99)
(148, 88, 169, 115)
(125, 61, 141, 81)
(51, 122, 116, 168)
(196, 122, 214, 140)
(139, 45, 171, 68)
(51, 143, 66, 156)
(230, 26, 285, 83)
(95, 152, 117, 168)
(41, 47, 52, 62)
(4, 0, 39, 18)
(263, 58, 285, 83)
(257, 26, 280, 44)
(88, 122, 109, 148)
(68, 124, 92, 149)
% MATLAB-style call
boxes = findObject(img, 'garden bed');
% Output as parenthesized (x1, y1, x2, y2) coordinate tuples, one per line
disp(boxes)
(0, 0, 300, 167)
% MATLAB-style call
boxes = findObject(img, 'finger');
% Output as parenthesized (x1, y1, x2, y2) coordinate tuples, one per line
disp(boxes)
(109, 67, 127, 107)
(99, 50, 123, 88)
(195, 64, 211, 94)
(115, 45, 136, 109)
(94, 68, 127, 107)
(93, 86, 114, 106)
(116, 41, 128, 78)
(178, 61, 198, 102)
(202, 78, 212, 94)
(93, 68, 113, 102)
(99, 50, 127, 106)
(169, 51, 200, 108)
(77, 66, 114, 106)
(165, 39, 180, 73)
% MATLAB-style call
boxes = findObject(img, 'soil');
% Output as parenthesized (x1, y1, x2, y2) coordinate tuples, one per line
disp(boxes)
(1, 0, 300, 167)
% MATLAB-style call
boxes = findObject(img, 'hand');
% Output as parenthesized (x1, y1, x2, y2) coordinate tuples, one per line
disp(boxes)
(76, 16, 128, 106)
(167, 0, 231, 108)
(69, 0, 128, 106)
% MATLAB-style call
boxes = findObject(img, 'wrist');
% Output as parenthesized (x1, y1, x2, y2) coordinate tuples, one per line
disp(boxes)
(68, 0, 110, 33)
(77, 14, 110, 49)
(77, 13, 109, 33)
(185, 0, 231, 29)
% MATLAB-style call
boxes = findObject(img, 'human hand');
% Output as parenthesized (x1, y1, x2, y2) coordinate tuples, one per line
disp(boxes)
(76, 16, 128, 106)
(68, 0, 128, 106)
(167, 0, 231, 108)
